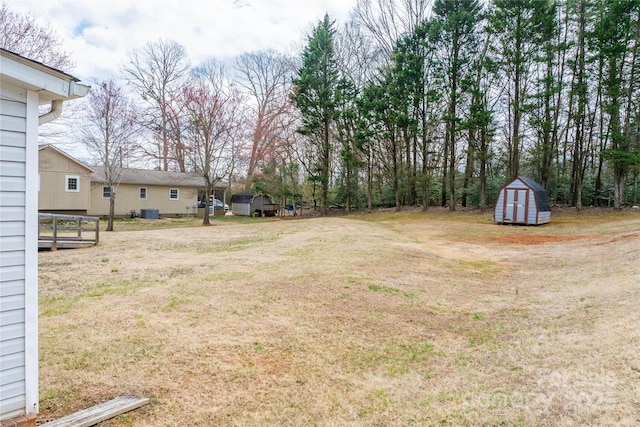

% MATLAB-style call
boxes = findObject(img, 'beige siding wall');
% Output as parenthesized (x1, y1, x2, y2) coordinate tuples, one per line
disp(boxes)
(38, 148, 91, 212)
(88, 183, 199, 217)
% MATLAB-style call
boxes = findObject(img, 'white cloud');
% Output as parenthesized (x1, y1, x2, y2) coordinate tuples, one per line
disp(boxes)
(7, 0, 357, 82)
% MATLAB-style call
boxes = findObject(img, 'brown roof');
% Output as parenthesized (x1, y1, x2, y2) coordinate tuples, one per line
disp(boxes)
(90, 167, 227, 189)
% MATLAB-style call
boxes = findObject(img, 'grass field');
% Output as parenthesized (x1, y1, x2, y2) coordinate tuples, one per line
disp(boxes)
(37, 208, 640, 426)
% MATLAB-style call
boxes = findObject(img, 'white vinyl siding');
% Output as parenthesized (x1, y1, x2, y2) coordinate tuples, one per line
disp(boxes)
(2, 51, 89, 421)
(0, 94, 28, 419)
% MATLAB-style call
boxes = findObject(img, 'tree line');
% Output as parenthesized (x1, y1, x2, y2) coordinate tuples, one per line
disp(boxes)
(294, 0, 640, 213)
(3, 0, 640, 220)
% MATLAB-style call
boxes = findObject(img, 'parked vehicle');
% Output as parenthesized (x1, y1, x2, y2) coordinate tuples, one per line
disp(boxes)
(197, 198, 229, 213)
(213, 198, 229, 213)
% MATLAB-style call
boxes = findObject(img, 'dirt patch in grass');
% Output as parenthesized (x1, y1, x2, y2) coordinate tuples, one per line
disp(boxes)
(489, 234, 585, 244)
(37, 210, 640, 426)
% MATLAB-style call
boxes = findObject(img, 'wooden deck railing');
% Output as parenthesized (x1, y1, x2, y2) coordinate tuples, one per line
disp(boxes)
(38, 213, 100, 251)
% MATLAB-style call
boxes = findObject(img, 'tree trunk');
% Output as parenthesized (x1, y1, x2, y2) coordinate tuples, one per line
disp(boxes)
(614, 169, 624, 209)
(634, 172, 639, 205)
(367, 148, 373, 212)
(345, 152, 352, 214)
(322, 126, 330, 216)
(569, 1, 586, 208)
(479, 145, 487, 211)
(392, 132, 400, 211)
(107, 191, 115, 232)
(441, 135, 448, 207)
(462, 143, 474, 208)
(202, 183, 212, 225)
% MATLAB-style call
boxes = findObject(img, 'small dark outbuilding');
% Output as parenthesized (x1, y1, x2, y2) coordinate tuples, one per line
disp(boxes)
(494, 177, 551, 225)
(230, 192, 278, 217)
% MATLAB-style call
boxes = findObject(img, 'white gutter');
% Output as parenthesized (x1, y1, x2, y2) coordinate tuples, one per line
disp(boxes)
(0, 51, 91, 126)
(38, 99, 63, 125)
(37, 82, 90, 126)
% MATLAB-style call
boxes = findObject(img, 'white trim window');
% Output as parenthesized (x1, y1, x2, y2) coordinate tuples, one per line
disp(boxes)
(139, 187, 147, 200)
(102, 186, 111, 199)
(169, 188, 179, 200)
(65, 175, 80, 192)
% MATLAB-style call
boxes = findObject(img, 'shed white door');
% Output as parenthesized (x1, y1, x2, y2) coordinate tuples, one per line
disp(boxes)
(504, 189, 527, 223)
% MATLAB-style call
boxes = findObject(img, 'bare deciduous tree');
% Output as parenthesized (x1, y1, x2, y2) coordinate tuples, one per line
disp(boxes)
(122, 39, 190, 171)
(235, 50, 296, 181)
(184, 60, 243, 225)
(335, 19, 378, 87)
(0, 3, 73, 69)
(351, 0, 432, 63)
(79, 79, 140, 231)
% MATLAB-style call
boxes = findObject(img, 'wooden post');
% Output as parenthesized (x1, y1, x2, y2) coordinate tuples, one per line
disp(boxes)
(51, 216, 58, 251)
(94, 217, 99, 244)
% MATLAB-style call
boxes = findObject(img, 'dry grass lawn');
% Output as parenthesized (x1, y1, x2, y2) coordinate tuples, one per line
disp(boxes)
(37, 209, 640, 426)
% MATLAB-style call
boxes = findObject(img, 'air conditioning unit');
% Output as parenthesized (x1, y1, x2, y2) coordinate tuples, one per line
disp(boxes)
(140, 209, 159, 219)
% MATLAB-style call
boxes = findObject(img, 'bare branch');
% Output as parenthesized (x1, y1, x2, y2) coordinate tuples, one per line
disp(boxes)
(77, 79, 141, 230)
(122, 39, 191, 171)
(0, 3, 74, 70)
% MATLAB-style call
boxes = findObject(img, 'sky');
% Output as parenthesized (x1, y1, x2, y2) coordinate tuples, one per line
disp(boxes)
(8, 0, 359, 83)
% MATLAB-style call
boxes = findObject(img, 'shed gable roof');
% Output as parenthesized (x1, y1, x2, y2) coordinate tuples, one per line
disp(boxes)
(230, 191, 254, 203)
(518, 177, 547, 193)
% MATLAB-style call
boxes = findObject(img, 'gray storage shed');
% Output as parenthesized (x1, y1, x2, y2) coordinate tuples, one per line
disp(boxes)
(494, 177, 551, 225)
(230, 192, 278, 217)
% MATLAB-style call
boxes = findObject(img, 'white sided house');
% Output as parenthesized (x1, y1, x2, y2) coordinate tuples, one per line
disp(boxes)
(0, 49, 89, 426)
(494, 177, 551, 225)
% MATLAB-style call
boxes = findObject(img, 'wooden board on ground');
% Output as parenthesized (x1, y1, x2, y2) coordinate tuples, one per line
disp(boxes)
(38, 238, 97, 250)
(40, 395, 149, 427)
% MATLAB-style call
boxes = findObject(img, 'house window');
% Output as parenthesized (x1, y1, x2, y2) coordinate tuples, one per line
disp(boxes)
(102, 186, 111, 199)
(65, 175, 80, 192)
(169, 188, 179, 200)
(139, 187, 147, 200)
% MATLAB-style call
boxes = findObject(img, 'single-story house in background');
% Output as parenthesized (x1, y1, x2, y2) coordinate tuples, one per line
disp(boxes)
(1, 48, 89, 427)
(37, 145, 227, 217)
(90, 167, 215, 217)
(494, 177, 551, 225)
(230, 192, 278, 217)
(38, 144, 94, 214)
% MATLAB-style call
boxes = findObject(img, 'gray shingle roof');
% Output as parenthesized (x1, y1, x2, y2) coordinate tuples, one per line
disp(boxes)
(230, 191, 254, 203)
(520, 177, 546, 193)
(90, 167, 227, 189)
(518, 177, 551, 212)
